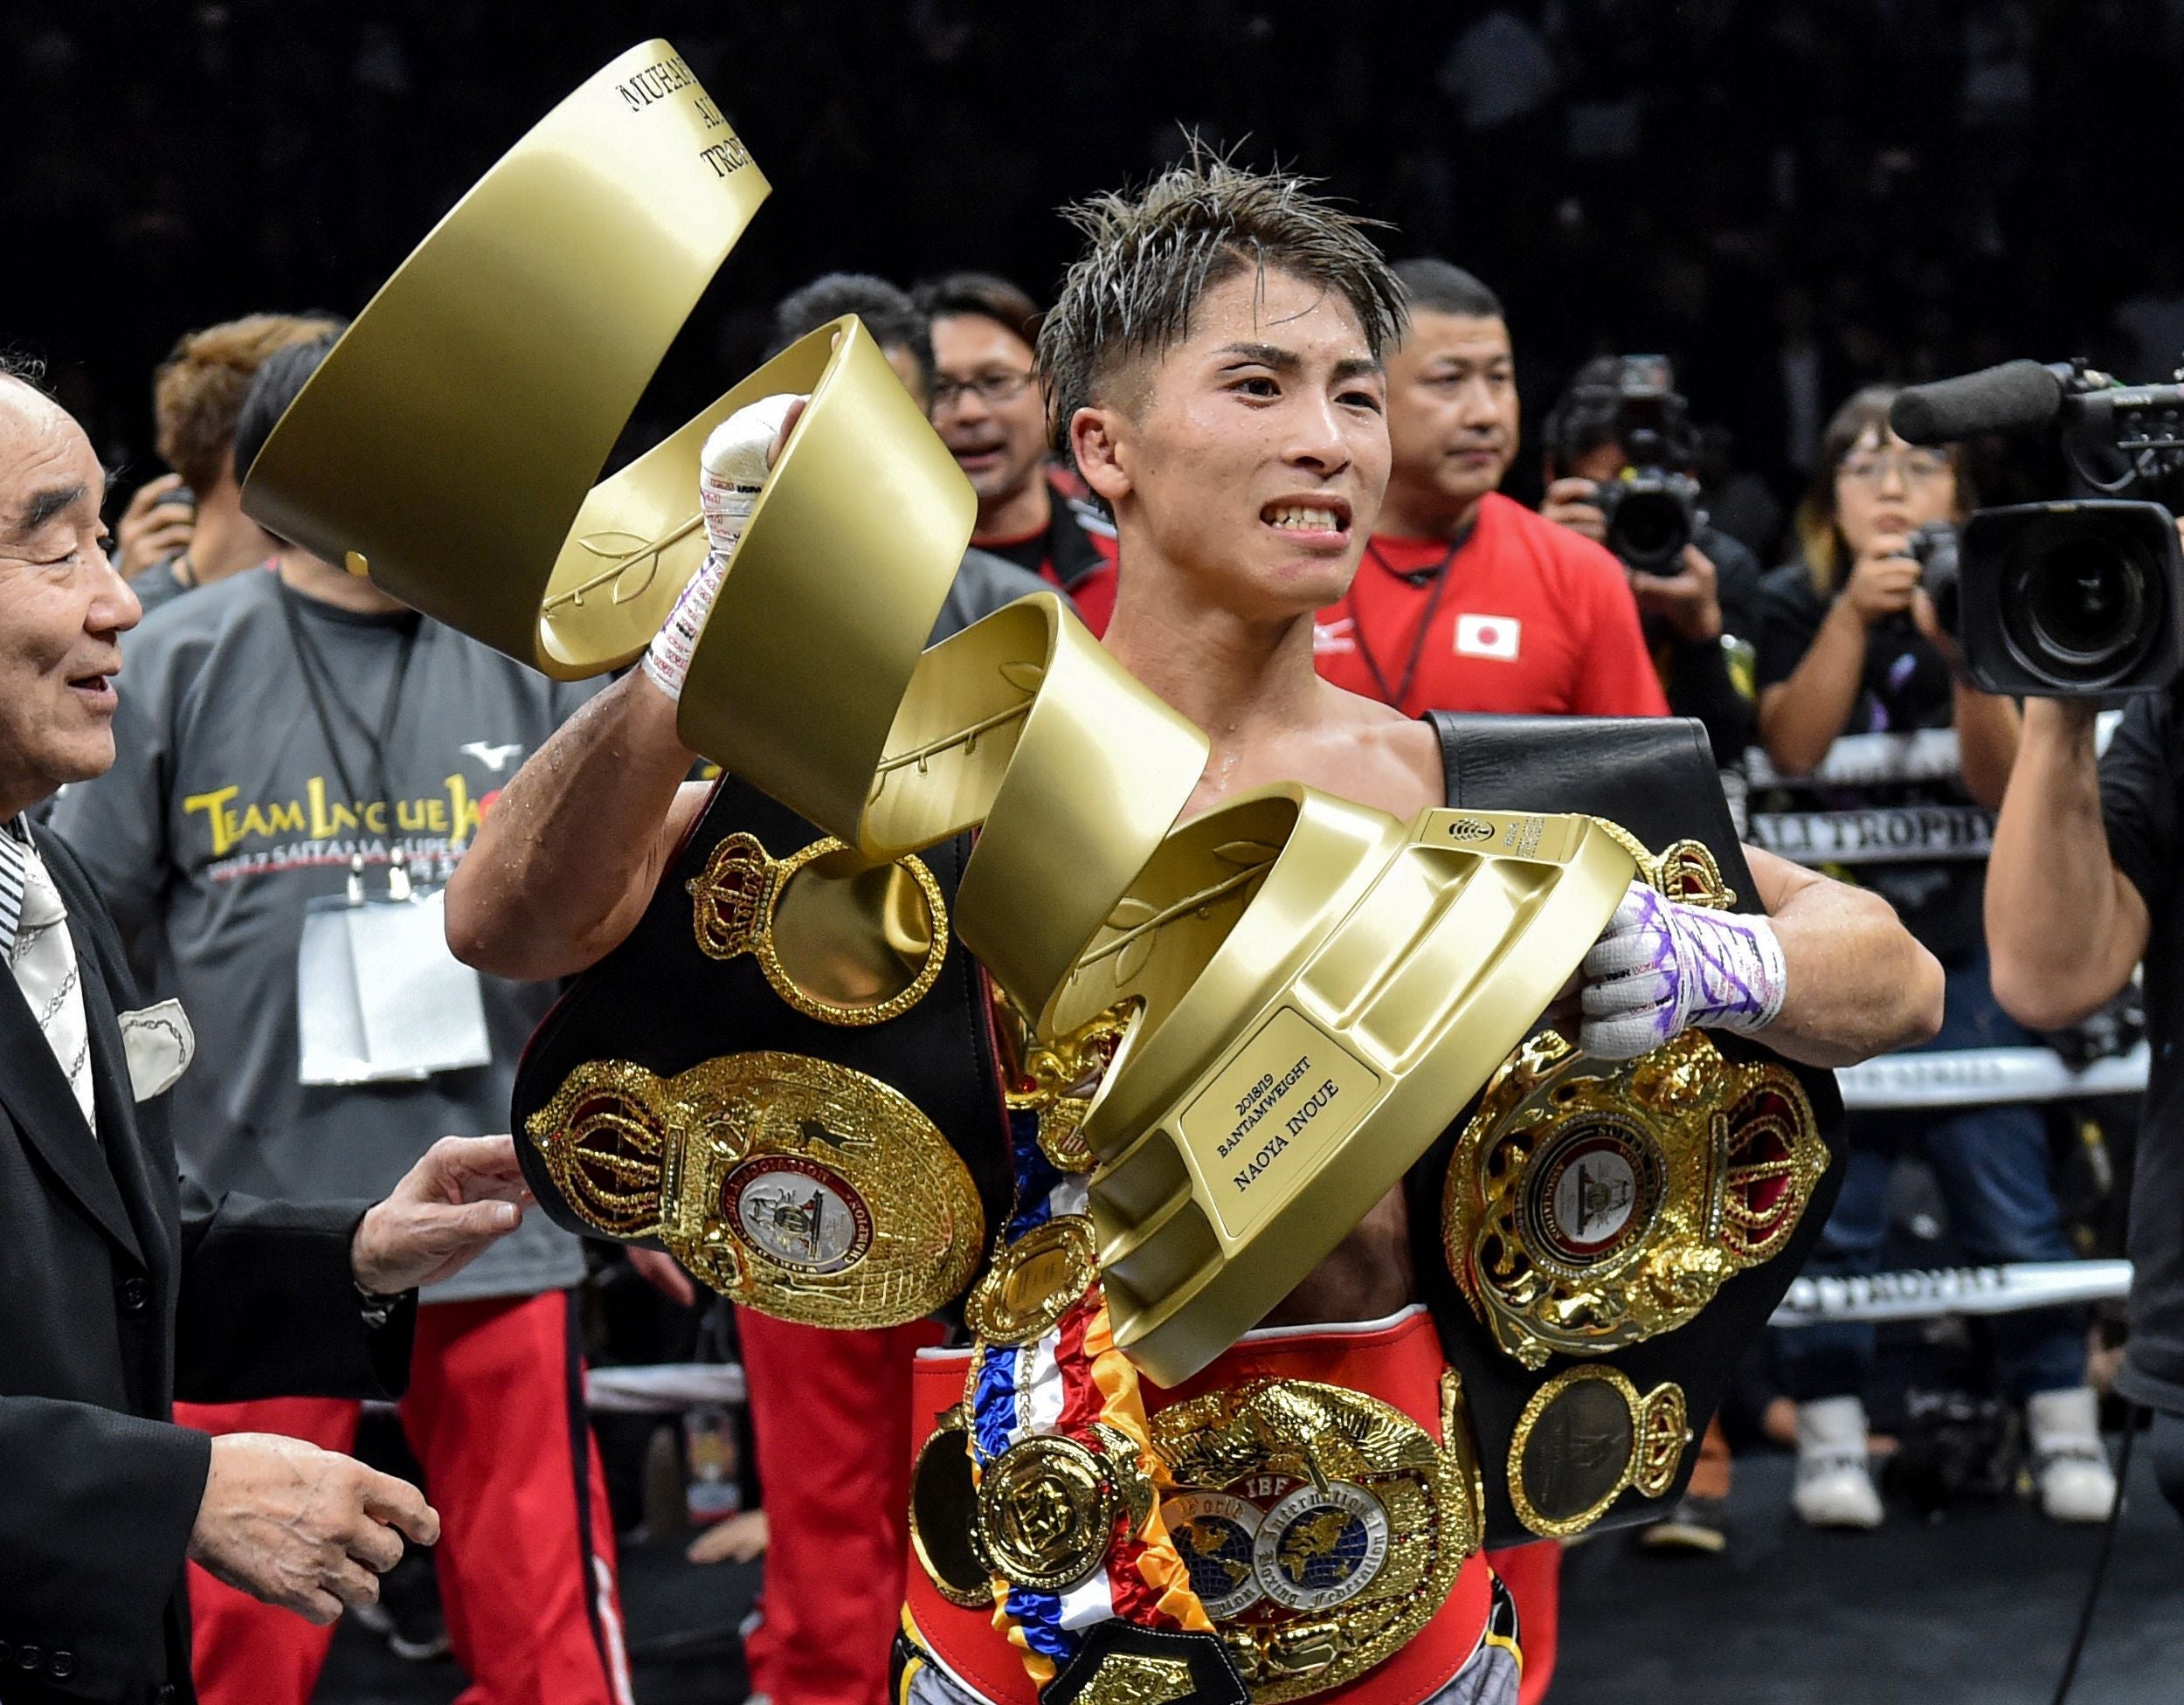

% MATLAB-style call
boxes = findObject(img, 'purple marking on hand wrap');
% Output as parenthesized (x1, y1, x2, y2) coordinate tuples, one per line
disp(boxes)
(1603, 884, 1778, 1045)
(1681, 906, 1774, 1027)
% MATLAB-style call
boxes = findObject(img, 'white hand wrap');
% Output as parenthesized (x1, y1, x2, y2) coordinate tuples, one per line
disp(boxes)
(1578, 880, 1788, 1060)
(639, 392, 804, 703)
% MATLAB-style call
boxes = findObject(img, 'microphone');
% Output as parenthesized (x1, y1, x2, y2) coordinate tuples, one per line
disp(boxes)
(1890, 360, 2064, 444)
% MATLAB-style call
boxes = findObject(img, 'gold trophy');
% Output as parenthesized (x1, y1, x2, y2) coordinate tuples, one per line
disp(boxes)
(243, 40, 1637, 1383)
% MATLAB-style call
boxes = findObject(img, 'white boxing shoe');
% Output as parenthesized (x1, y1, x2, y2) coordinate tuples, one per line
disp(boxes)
(2028, 1387, 2118, 1524)
(1793, 1395, 1884, 1529)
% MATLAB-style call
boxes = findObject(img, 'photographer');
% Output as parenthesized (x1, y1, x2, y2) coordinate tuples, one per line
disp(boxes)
(1987, 644, 2184, 1520)
(1540, 355, 1766, 764)
(1754, 387, 2114, 1530)
(1756, 388, 2020, 802)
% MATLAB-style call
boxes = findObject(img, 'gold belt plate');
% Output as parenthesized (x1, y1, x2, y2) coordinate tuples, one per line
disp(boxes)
(1146, 1377, 1483, 1703)
(963, 1215, 1100, 1347)
(910, 1375, 1485, 1704)
(909, 1410, 1154, 1605)
(526, 1052, 983, 1328)
(1446, 1029, 1828, 1370)
(1505, 1367, 1689, 1538)
(685, 832, 949, 1027)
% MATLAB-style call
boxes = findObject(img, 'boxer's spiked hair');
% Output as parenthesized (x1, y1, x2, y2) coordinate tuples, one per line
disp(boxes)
(1038, 147, 1406, 449)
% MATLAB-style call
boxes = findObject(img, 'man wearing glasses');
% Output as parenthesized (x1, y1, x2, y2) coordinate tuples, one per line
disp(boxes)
(916, 273, 1119, 632)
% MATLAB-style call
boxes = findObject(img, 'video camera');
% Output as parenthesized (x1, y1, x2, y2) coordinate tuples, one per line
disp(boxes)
(1890, 360, 2184, 695)
(1552, 355, 1704, 573)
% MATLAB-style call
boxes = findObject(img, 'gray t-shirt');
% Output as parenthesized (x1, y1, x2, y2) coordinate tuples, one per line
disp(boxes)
(49, 569, 598, 1301)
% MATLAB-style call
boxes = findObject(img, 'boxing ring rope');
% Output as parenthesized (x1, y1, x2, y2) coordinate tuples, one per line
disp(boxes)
(570, 1256, 2143, 1410)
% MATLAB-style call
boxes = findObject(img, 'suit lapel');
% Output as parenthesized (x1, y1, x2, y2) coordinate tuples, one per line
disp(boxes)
(0, 958, 143, 1260)
(68, 907, 169, 1267)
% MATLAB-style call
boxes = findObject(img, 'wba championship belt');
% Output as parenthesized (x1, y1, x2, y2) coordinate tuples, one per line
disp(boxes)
(238, 39, 1650, 1384)
(1412, 714, 1848, 1546)
(511, 777, 1009, 1329)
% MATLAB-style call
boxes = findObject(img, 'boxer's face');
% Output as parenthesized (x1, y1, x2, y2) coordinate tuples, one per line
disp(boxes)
(0, 380, 139, 819)
(1070, 266, 1388, 621)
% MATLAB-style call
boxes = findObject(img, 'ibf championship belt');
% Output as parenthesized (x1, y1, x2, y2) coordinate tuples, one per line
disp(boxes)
(905, 1310, 1498, 1705)
(241, 44, 1844, 1700)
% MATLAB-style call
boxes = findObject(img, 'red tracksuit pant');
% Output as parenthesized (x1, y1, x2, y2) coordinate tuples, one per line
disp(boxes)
(736, 1308, 943, 1705)
(177, 1290, 633, 1705)
(1489, 1539, 1560, 1703)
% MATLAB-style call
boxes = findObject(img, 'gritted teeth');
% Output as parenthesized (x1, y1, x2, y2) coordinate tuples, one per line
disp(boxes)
(1261, 502, 1348, 531)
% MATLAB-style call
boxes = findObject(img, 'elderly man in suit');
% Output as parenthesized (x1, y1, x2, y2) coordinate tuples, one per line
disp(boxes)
(0, 356, 535, 1703)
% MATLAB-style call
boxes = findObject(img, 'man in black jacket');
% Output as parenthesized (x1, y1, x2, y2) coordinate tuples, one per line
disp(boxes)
(0, 360, 536, 1703)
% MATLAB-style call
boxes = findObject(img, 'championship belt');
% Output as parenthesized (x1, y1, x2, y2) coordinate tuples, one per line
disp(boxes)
(904, 1310, 1499, 1705)
(1412, 714, 1848, 1546)
(511, 777, 1008, 1329)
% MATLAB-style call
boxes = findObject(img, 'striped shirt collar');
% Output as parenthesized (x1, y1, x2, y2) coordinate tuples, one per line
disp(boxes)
(0, 815, 30, 963)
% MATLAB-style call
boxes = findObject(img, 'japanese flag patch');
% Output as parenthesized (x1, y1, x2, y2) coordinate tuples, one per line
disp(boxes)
(1455, 614, 1522, 659)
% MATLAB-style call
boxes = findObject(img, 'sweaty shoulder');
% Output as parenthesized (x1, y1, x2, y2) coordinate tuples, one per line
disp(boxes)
(1310, 681, 1446, 817)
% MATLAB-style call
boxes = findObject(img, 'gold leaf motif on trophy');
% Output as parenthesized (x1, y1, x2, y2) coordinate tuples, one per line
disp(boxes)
(1103, 897, 1162, 986)
(1079, 853, 1276, 995)
(549, 518, 703, 611)
(1213, 840, 1282, 869)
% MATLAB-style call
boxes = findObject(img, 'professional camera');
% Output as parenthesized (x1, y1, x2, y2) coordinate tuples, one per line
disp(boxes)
(1549, 355, 1704, 573)
(1907, 520, 1960, 636)
(1890, 360, 2184, 694)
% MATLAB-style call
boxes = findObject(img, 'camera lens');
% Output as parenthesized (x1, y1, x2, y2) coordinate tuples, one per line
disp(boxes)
(1607, 489, 1689, 572)
(2001, 528, 2157, 687)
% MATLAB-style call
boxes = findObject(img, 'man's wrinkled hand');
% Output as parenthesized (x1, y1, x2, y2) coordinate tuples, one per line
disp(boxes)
(351, 1135, 533, 1297)
(188, 1432, 439, 1626)
(114, 473, 195, 579)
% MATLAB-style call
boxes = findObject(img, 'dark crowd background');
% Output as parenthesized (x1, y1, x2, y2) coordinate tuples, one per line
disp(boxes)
(10, 0, 2184, 540)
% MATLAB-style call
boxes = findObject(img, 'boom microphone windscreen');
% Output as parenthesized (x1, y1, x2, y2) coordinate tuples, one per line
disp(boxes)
(1890, 360, 2064, 444)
